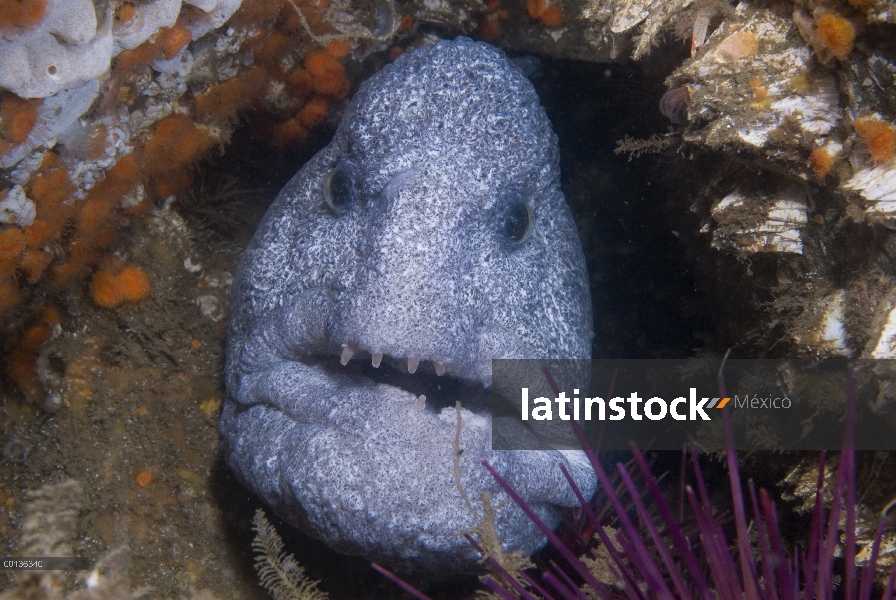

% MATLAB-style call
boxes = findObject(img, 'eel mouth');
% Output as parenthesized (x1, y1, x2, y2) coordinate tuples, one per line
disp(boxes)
(318, 344, 491, 413)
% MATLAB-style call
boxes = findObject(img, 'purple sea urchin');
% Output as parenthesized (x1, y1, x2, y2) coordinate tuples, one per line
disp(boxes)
(375, 366, 896, 599)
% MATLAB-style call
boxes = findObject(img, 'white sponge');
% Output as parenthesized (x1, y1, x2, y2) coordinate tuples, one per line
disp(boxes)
(0, 185, 36, 226)
(0, 79, 100, 169)
(0, 0, 244, 99)
(181, 0, 244, 39)
(0, 0, 112, 98)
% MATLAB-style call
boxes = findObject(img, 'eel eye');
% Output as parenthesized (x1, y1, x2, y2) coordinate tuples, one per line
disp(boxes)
(323, 163, 355, 215)
(503, 202, 534, 243)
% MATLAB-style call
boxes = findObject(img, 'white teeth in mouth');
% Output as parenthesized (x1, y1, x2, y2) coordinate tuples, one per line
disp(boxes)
(340, 347, 444, 376)
(414, 394, 426, 409)
(340, 343, 358, 366)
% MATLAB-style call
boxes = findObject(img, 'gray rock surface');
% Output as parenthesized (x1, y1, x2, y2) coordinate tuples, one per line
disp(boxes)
(220, 37, 596, 573)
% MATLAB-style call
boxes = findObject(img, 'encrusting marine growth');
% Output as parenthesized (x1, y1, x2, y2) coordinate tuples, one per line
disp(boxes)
(0, 0, 378, 395)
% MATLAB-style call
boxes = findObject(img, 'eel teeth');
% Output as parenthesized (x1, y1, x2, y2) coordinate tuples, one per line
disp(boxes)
(340, 343, 358, 366)
(415, 394, 426, 409)
(433, 361, 446, 376)
(407, 356, 420, 374)
(371, 353, 383, 368)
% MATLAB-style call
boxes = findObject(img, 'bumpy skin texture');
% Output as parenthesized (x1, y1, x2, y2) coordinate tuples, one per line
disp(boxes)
(220, 38, 595, 573)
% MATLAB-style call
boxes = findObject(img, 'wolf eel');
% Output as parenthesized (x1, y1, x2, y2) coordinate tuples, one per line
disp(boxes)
(220, 37, 596, 573)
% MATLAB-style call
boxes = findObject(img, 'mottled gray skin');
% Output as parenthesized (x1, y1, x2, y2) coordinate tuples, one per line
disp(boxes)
(220, 38, 595, 573)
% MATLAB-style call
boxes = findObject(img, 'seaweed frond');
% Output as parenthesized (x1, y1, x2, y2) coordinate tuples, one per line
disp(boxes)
(20, 480, 82, 559)
(251, 509, 328, 600)
(470, 491, 534, 598)
(452, 402, 533, 595)
(614, 134, 677, 161)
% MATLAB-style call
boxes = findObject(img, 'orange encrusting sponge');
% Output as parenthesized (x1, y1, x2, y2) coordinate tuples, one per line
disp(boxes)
(115, 25, 194, 70)
(269, 118, 307, 148)
(326, 39, 351, 58)
(76, 154, 140, 238)
(144, 115, 212, 175)
(7, 307, 59, 395)
(0, 94, 40, 145)
(22, 250, 52, 284)
(117, 3, 137, 22)
(476, 14, 501, 42)
(194, 68, 264, 123)
(0, 227, 26, 262)
(7, 323, 51, 393)
(0, 280, 21, 317)
(814, 12, 855, 60)
(854, 118, 896, 162)
(267, 42, 351, 147)
(0, 227, 26, 279)
(303, 50, 350, 98)
(46, 153, 143, 286)
(0, 0, 47, 32)
(159, 25, 192, 60)
(526, 0, 563, 27)
(143, 114, 212, 198)
(810, 148, 833, 178)
(296, 96, 330, 128)
(90, 266, 151, 307)
(27, 165, 76, 248)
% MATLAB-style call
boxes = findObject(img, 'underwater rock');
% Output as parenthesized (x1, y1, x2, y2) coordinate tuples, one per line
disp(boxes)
(802, 290, 849, 356)
(845, 158, 896, 221)
(670, 3, 842, 163)
(0, 185, 35, 226)
(708, 185, 809, 256)
(220, 38, 596, 573)
(584, 0, 694, 60)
